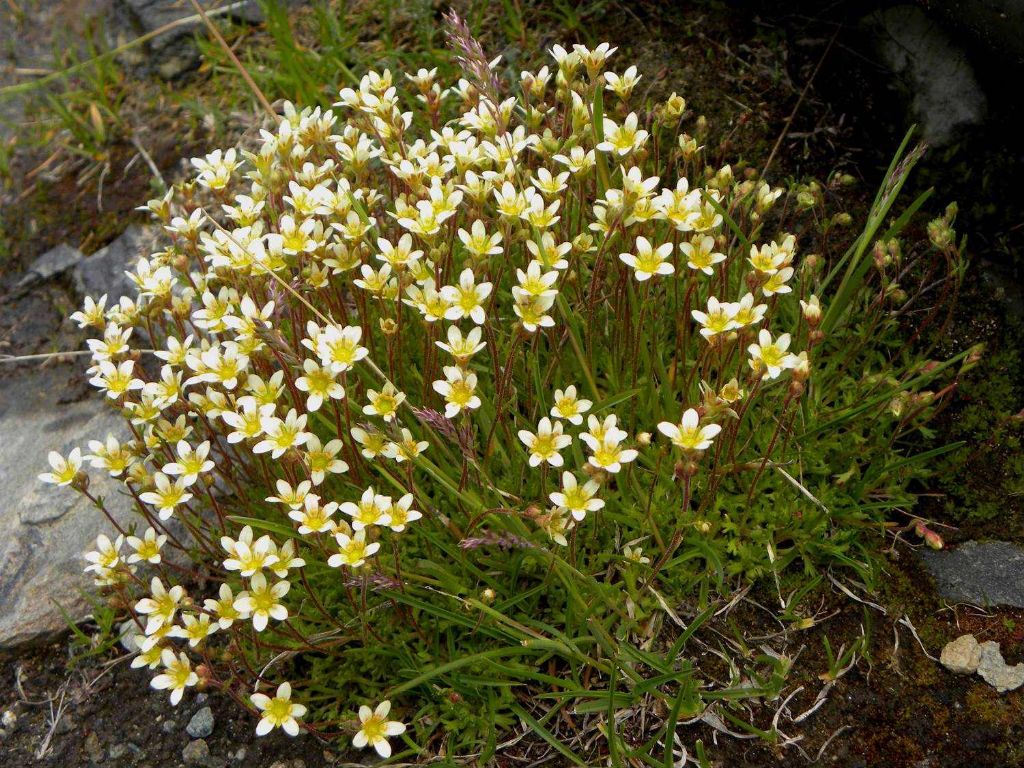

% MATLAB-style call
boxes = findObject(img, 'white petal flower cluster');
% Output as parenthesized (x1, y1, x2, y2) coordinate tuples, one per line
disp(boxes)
(47, 34, 829, 752)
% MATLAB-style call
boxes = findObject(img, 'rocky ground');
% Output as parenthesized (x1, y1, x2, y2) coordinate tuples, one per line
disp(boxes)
(1, 0, 1023, 765)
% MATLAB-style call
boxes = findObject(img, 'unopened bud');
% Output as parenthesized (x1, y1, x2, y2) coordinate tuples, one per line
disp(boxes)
(379, 318, 398, 336)
(72, 470, 91, 493)
(800, 295, 822, 325)
(664, 92, 686, 119)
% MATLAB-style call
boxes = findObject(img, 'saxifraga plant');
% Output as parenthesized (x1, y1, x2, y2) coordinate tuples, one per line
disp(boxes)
(41, 17, 969, 763)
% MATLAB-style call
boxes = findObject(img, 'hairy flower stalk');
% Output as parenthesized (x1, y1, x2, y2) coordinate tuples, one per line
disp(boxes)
(41, 27, 960, 758)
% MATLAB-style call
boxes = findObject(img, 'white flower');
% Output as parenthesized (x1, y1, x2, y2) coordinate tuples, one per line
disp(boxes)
(518, 417, 572, 467)
(135, 577, 186, 635)
(162, 440, 214, 486)
(254, 409, 311, 458)
(38, 448, 83, 486)
(691, 296, 739, 339)
(657, 409, 722, 452)
(549, 472, 604, 521)
(295, 358, 345, 412)
(328, 529, 380, 569)
(233, 572, 290, 632)
(363, 382, 406, 422)
(550, 385, 592, 425)
(126, 527, 166, 564)
(353, 701, 406, 758)
(151, 649, 198, 705)
(432, 366, 481, 418)
(620, 236, 674, 281)
(139, 472, 193, 520)
(341, 487, 392, 530)
(252, 682, 307, 736)
(680, 235, 726, 275)
(748, 329, 798, 379)
(441, 268, 492, 324)
(436, 325, 485, 360)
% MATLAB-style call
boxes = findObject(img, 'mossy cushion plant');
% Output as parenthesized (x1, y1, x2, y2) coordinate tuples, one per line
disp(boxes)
(41, 17, 968, 763)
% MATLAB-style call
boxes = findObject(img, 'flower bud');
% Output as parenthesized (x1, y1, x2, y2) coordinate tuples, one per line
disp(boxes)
(924, 528, 944, 550)
(481, 588, 496, 604)
(664, 92, 686, 119)
(636, 432, 652, 447)
(927, 217, 954, 249)
(379, 318, 398, 336)
(800, 295, 822, 326)
(572, 233, 595, 253)
(678, 134, 699, 158)
(72, 470, 90, 493)
(832, 212, 852, 227)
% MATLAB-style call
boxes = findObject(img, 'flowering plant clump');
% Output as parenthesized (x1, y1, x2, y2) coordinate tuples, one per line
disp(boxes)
(44, 21, 967, 760)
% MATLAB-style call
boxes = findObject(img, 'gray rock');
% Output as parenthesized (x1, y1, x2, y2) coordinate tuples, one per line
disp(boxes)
(0, 366, 136, 647)
(867, 5, 986, 146)
(977, 640, 1024, 693)
(73, 225, 160, 307)
(110, 0, 303, 80)
(920, 540, 1024, 607)
(186, 706, 215, 738)
(939, 634, 981, 674)
(54, 712, 75, 735)
(928, 0, 1024, 69)
(182, 738, 211, 766)
(161, 718, 178, 734)
(15, 244, 84, 289)
(108, 742, 132, 760)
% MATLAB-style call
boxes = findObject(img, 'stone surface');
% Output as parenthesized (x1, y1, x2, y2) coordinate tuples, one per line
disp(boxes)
(977, 641, 1024, 693)
(15, 244, 84, 290)
(110, 0, 303, 79)
(867, 5, 986, 146)
(0, 366, 135, 647)
(186, 706, 215, 739)
(182, 738, 211, 766)
(920, 540, 1024, 607)
(73, 224, 159, 307)
(939, 634, 982, 674)
(928, 0, 1024, 69)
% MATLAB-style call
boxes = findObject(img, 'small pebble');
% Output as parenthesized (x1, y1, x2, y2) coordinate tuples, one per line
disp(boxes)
(939, 634, 981, 675)
(108, 743, 129, 760)
(161, 719, 178, 734)
(54, 712, 75, 735)
(187, 706, 215, 738)
(84, 731, 104, 761)
(232, 747, 248, 761)
(182, 738, 211, 766)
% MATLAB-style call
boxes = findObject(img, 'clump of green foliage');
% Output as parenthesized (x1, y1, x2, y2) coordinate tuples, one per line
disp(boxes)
(40, 19, 966, 763)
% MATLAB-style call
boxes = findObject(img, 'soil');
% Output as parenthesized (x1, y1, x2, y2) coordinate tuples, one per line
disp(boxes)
(0, 0, 1022, 766)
